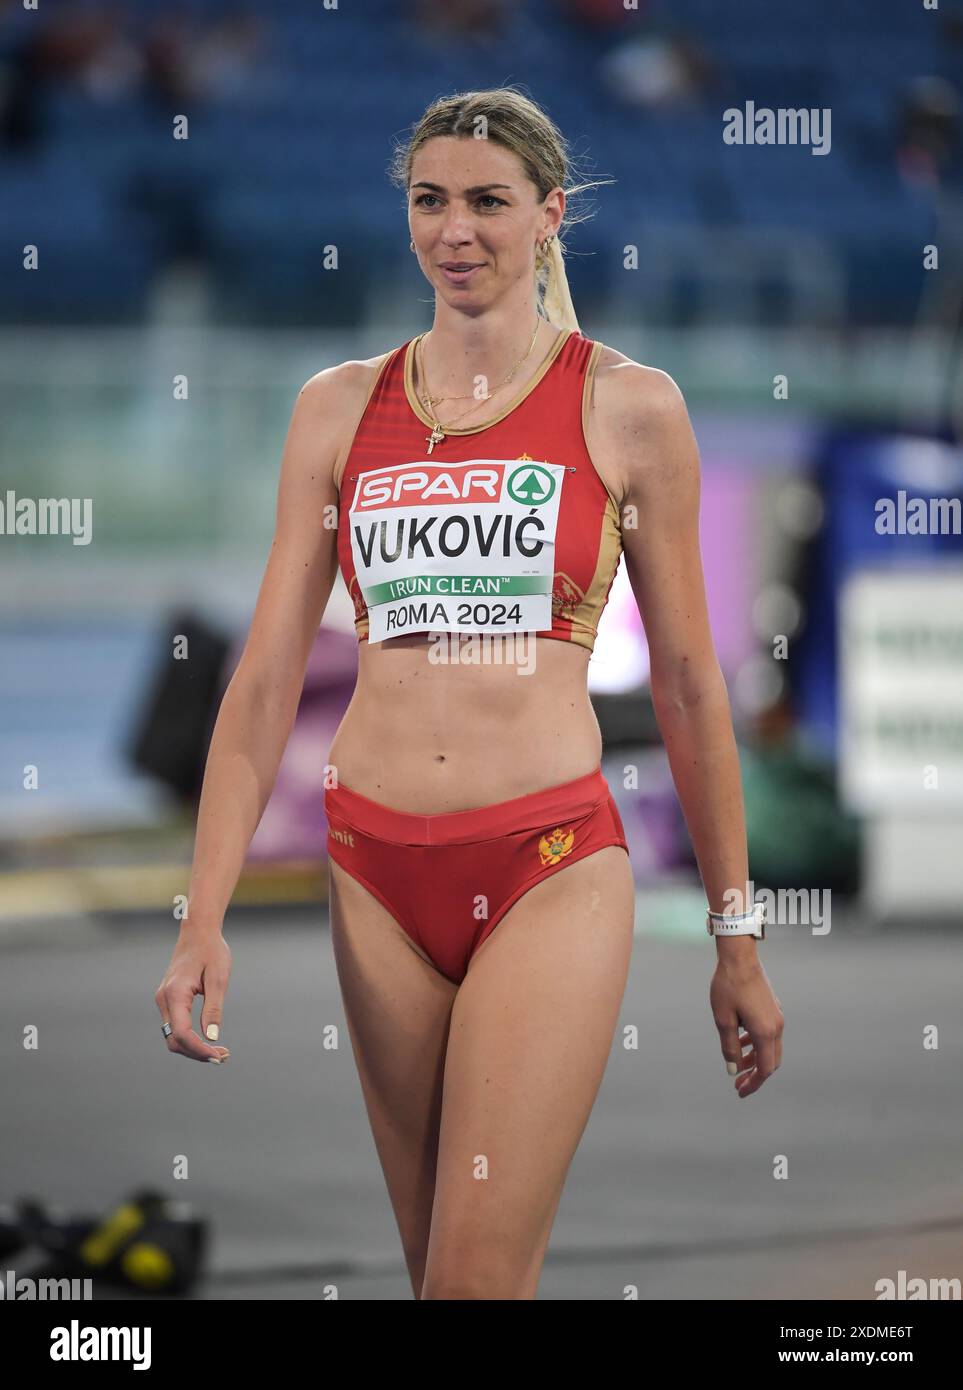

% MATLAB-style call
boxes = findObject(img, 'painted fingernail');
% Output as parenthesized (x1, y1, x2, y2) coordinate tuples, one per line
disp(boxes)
(208, 1056, 222, 1064)
(206, 1024, 219, 1041)
(726, 1061, 738, 1075)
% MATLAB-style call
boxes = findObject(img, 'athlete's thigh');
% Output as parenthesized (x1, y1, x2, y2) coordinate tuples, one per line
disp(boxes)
(423, 845, 635, 1299)
(327, 858, 457, 1289)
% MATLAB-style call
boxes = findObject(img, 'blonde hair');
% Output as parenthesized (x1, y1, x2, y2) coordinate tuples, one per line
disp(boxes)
(389, 86, 612, 333)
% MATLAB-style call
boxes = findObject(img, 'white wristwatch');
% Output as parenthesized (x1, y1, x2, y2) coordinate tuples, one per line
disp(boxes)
(706, 902, 766, 939)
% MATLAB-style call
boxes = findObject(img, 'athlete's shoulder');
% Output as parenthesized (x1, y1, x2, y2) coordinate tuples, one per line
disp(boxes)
(584, 343, 697, 500)
(278, 350, 404, 490)
(295, 347, 401, 418)
(589, 342, 687, 423)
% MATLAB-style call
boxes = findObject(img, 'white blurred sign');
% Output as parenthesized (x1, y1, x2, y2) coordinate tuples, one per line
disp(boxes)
(840, 567, 963, 810)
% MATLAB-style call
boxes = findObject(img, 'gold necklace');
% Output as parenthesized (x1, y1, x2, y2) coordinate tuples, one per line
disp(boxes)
(417, 319, 540, 453)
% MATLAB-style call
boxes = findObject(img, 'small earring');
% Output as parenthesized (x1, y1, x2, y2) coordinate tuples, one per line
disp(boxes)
(410, 239, 415, 251)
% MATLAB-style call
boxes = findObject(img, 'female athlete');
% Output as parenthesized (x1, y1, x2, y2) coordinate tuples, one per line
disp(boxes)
(155, 87, 784, 1300)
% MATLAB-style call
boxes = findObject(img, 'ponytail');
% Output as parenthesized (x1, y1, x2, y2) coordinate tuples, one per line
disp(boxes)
(536, 235, 580, 333)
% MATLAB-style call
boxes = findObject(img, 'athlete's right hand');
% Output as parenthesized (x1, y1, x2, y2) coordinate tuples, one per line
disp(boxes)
(154, 927, 233, 1063)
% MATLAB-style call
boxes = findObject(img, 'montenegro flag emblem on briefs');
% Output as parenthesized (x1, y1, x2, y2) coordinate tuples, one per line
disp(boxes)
(538, 827, 575, 867)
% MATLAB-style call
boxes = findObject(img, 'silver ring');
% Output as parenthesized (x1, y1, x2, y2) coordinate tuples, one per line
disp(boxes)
(161, 1022, 173, 1038)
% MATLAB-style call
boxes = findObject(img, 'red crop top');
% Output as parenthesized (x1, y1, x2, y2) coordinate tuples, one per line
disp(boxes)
(334, 327, 622, 653)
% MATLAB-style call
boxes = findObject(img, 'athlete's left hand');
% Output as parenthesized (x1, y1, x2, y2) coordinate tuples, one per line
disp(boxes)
(710, 955, 784, 1097)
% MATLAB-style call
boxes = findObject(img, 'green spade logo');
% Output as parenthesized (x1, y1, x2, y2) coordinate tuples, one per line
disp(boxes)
(507, 463, 555, 505)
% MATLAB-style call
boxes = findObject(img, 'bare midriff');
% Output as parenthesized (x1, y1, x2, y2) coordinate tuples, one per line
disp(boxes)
(326, 633, 603, 814)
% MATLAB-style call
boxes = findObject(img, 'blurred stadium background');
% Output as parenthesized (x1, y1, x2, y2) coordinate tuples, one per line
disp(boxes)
(1, 0, 961, 1301)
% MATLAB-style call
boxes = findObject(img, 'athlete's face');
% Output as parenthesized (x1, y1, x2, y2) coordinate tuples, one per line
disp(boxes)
(408, 136, 563, 307)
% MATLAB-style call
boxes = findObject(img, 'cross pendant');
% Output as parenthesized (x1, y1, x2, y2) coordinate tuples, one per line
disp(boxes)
(426, 424, 445, 454)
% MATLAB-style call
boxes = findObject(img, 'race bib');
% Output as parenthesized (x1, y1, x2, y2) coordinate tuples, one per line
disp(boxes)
(348, 458, 565, 642)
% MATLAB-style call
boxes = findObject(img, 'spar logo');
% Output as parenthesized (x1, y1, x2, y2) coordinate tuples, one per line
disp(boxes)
(353, 460, 558, 511)
(356, 464, 504, 510)
(506, 464, 555, 506)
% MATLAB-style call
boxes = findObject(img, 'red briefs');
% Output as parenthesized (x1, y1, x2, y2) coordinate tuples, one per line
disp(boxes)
(324, 766, 629, 985)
